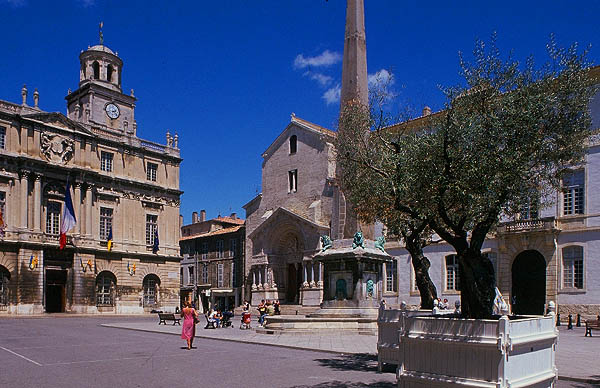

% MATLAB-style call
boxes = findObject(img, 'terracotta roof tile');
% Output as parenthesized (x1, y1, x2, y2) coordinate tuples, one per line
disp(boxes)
(180, 225, 244, 241)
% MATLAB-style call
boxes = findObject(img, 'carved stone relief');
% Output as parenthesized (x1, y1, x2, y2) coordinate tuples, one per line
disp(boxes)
(40, 133, 75, 164)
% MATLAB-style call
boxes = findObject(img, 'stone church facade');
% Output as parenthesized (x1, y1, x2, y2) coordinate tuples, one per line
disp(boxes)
(244, 77, 600, 317)
(0, 41, 182, 315)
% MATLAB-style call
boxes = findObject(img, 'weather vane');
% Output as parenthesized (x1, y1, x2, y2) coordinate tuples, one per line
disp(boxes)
(99, 21, 104, 45)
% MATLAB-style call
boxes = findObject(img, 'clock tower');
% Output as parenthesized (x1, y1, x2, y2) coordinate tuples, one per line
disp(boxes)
(66, 42, 137, 136)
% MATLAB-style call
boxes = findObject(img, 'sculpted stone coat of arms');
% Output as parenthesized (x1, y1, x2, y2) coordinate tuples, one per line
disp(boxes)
(40, 133, 75, 164)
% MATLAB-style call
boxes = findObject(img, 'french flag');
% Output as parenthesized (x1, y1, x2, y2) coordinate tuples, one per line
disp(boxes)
(59, 181, 77, 249)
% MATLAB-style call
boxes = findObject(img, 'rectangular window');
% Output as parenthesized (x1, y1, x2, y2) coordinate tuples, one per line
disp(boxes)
(445, 255, 460, 291)
(231, 261, 236, 287)
(188, 266, 194, 285)
(202, 264, 208, 284)
(229, 238, 237, 258)
(0, 191, 5, 221)
(385, 259, 397, 292)
(217, 263, 224, 287)
(0, 126, 5, 149)
(99, 207, 113, 241)
(180, 267, 183, 285)
(145, 214, 158, 246)
(147, 162, 158, 182)
(46, 201, 61, 235)
(563, 246, 584, 289)
(519, 195, 539, 220)
(288, 169, 297, 193)
(216, 240, 224, 258)
(201, 242, 208, 260)
(483, 251, 498, 279)
(563, 171, 584, 215)
(101, 151, 113, 172)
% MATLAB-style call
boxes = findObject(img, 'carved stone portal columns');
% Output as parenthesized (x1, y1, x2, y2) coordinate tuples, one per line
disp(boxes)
(310, 262, 316, 287)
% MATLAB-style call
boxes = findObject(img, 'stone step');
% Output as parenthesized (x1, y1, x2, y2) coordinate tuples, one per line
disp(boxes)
(233, 305, 319, 316)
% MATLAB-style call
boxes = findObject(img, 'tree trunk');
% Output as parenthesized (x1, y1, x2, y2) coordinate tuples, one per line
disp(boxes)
(404, 233, 437, 310)
(457, 248, 496, 319)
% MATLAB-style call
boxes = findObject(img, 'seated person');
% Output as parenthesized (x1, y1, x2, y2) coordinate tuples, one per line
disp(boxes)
(213, 309, 223, 327)
(208, 309, 219, 327)
(257, 300, 267, 326)
(266, 301, 275, 316)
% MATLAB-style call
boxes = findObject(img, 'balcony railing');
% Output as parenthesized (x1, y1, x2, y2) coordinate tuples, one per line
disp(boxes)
(497, 217, 556, 234)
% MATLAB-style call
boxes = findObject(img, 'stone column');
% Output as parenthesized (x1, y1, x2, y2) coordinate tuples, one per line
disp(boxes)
(20, 171, 28, 228)
(74, 183, 81, 234)
(33, 174, 41, 231)
(262, 265, 268, 289)
(257, 266, 262, 289)
(251, 267, 257, 290)
(382, 261, 387, 293)
(310, 262, 316, 287)
(302, 262, 309, 287)
(85, 185, 92, 236)
(318, 262, 323, 287)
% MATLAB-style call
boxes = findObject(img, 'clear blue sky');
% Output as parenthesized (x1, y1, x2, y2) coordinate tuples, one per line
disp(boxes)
(1, 0, 598, 224)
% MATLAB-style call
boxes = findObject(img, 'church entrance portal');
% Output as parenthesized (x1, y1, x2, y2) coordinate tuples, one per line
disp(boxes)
(511, 250, 546, 315)
(286, 264, 301, 303)
(45, 268, 67, 313)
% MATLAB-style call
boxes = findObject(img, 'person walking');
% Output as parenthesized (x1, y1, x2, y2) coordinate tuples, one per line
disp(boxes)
(181, 300, 199, 350)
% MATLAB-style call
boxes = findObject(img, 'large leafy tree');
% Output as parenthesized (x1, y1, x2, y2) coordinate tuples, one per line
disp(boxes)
(337, 36, 596, 318)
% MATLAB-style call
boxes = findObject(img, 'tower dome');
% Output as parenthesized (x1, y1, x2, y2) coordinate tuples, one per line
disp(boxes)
(79, 44, 123, 92)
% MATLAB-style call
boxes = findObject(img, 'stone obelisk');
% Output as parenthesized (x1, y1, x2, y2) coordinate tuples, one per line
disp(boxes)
(331, 0, 371, 240)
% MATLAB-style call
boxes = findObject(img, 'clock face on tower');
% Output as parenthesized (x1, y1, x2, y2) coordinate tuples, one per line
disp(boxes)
(105, 103, 120, 119)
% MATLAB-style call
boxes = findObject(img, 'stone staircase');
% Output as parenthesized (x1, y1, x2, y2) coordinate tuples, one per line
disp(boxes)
(233, 304, 319, 316)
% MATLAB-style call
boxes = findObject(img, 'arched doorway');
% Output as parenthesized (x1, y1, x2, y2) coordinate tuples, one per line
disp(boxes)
(143, 274, 161, 307)
(270, 230, 303, 304)
(511, 250, 546, 315)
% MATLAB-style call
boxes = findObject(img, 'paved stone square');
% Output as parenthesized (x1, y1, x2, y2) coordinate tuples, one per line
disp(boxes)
(1, 316, 598, 387)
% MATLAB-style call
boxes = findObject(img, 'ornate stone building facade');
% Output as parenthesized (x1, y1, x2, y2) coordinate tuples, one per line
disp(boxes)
(0, 41, 182, 315)
(179, 211, 245, 312)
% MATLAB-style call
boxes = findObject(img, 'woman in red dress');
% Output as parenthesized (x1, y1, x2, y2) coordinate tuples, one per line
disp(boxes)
(180, 300, 198, 350)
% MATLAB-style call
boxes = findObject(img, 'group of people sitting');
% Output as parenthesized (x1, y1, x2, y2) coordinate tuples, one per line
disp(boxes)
(256, 299, 280, 326)
(206, 308, 234, 328)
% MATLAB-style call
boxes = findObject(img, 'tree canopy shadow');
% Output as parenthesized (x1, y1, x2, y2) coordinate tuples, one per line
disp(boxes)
(286, 381, 395, 388)
(313, 353, 385, 373)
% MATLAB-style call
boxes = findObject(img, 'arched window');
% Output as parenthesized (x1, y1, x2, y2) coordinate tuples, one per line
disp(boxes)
(143, 274, 160, 306)
(0, 265, 10, 306)
(289, 135, 297, 154)
(106, 65, 114, 83)
(92, 61, 100, 80)
(96, 271, 116, 306)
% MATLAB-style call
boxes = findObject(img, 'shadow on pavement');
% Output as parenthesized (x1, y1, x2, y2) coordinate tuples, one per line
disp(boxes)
(287, 381, 395, 388)
(314, 353, 381, 373)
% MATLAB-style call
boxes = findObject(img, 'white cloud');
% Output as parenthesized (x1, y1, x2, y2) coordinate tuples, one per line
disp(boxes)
(304, 71, 333, 87)
(322, 84, 341, 105)
(368, 69, 394, 88)
(294, 50, 341, 69)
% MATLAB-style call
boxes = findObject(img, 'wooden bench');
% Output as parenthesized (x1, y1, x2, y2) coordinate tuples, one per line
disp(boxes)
(585, 320, 600, 337)
(204, 313, 216, 329)
(158, 313, 181, 325)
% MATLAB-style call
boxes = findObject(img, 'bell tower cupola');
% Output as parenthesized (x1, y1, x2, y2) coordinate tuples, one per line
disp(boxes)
(79, 44, 123, 92)
(66, 24, 137, 136)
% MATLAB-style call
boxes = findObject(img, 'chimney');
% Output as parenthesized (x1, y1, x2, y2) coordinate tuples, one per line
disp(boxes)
(230, 212, 237, 219)
(200, 210, 206, 222)
(192, 211, 198, 224)
(422, 106, 432, 117)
